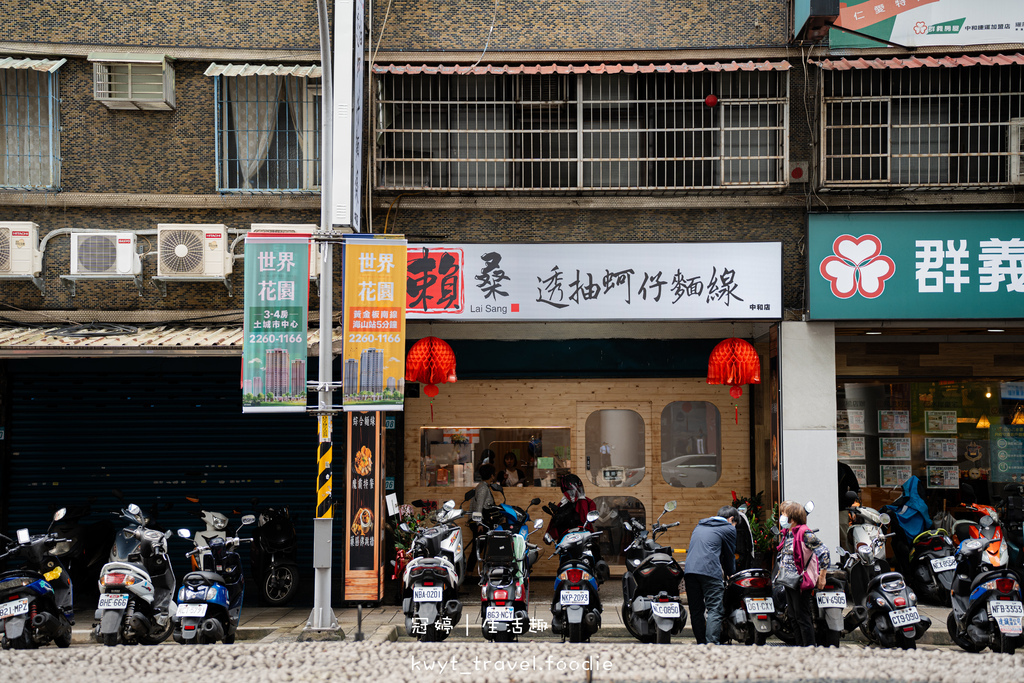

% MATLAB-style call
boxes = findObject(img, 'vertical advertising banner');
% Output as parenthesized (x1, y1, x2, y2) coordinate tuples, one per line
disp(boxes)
(242, 234, 310, 413)
(344, 411, 383, 600)
(341, 235, 407, 411)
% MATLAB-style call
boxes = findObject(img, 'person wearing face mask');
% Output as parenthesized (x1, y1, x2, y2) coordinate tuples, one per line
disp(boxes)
(775, 500, 830, 646)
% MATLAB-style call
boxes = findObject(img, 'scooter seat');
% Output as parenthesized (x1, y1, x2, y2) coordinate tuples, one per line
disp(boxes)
(184, 571, 226, 586)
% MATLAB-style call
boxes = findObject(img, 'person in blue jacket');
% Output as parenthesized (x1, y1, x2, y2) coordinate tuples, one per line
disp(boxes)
(683, 506, 738, 645)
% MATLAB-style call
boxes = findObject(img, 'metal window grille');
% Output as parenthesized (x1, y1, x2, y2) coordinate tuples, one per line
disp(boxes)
(822, 64, 1024, 188)
(0, 69, 60, 190)
(215, 75, 321, 193)
(374, 70, 788, 192)
(93, 61, 174, 110)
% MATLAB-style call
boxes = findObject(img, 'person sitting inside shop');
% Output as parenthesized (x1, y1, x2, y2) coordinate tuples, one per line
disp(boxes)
(498, 451, 528, 488)
(466, 463, 497, 574)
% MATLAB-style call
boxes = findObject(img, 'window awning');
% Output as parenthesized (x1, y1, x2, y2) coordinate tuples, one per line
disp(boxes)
(0, 56, 67, 73)
(88, 53, 171, 64)
(812, 53, 1024, 71)
(204, 63, 321, 78)
(371, 60, 791, 76)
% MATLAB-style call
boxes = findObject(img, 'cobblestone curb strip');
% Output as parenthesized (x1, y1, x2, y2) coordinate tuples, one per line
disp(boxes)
(2, 642, 1022, 683)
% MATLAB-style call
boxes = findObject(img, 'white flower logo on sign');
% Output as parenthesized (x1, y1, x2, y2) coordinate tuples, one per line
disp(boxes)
(819, 234, 896, 300)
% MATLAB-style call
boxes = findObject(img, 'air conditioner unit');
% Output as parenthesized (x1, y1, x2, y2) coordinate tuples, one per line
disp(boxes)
(70, 232, 141, 276)
(0, 222, 42, 277)
(157, 224, 232, 278)
(249, 224, 319, 279)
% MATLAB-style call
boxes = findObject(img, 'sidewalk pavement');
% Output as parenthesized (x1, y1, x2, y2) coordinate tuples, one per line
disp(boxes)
(71, 579, 955, 646)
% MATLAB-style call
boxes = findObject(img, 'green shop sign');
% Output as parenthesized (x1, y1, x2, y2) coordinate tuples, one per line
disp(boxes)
(808, 212, 1024, 320)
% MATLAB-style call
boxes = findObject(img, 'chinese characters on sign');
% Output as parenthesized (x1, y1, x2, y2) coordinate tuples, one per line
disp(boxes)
(405, 243, 782, 321)
(242, 234, 310, 413)
(830, 0, 1021, 48)
(342, 236, 408, 411)
(345, 411, 384, 600)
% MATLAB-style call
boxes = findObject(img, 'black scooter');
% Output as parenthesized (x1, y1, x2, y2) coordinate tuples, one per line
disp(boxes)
(48, 502, 115, 609)
(722, 507, 774, 645)
(947, 521, 1024, 654)
(621, 500, 686, 644)
(549, 510, 604, 643)
(250, 500, 299, 606)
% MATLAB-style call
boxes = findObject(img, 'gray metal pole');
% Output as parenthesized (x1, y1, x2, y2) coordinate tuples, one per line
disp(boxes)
(308, 0, 339, 633)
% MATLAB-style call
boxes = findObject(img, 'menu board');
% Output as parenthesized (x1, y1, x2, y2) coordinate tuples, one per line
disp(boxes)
(345, 411, 384, 600)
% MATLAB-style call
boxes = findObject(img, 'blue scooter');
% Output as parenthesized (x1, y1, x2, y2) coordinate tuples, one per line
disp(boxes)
(172, 514, 254, 644)
(549, 509, 605, 643)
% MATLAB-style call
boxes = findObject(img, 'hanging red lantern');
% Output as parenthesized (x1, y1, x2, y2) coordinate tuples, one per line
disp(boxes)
(406, 337, 457, 419)
(707, 338, 761, 423)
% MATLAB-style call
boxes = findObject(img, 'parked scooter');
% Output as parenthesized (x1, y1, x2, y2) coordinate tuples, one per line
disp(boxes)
(48, 502, 115, 609)
(621, 500, 686, 644)
(473, 489, 544, 642)
(189, 507, 229, 571)
(883, 477, 956, 607)
(173, 515, 255, 645)
(93, 503, 177, 646)
(843, 498, 930, 649)
(946, 516, 1024, 654)
(722, 506, 774, 645)
(0, 509, 74, 649)
(400, 499, 465, 642)
(249, 500, 299, 606)
(549, 509, 604, 643)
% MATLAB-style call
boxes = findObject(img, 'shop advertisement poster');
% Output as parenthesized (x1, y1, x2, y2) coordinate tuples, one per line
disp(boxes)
(242, 233, 310, 413)
(881, 464, 913, 487)
(879, 410, 910, 433)
(830, 0, 1022, 49)
(991, 426, 1024, 483)
(926, 411, 959, 434)
(344, 411, 384, 600)
(342, 235, 408, 411)
(405, 242, 782, 321)
(881, 437, 912, 460)
(838, 436, 867, 461)
(927, 465, 961, 489)
(926, 437, 959, 462)
(838, 410, 867, 432)
(808, 213, 1024, 321)
(851, 464, 868, 488)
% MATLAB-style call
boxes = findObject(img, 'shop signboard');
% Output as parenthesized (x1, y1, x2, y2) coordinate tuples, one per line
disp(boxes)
(242, 233, 310, 413)
(808, 212, 1024, 320)
(342, 235, 407, 411)
(830, 0, 1021, 49)
(344, 411, 384, 600)
(405, 242, 781, 321)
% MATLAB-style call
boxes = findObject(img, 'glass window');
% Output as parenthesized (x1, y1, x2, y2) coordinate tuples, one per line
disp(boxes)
(585, 409, 645, 487)
(593, 496, 646, 566)
(216, 75, 321, 192)
(419, 426, 570, 487)
(1, 68, 60, 189)
(661, 401, 722, 487)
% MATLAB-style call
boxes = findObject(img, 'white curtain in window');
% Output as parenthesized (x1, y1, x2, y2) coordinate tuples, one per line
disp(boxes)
(226, 75, 282, 189)
(0, 70, 53, 188)
(283, 77, 318, 187)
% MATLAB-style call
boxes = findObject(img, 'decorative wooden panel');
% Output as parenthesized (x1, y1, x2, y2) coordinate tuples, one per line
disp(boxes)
(403, 378, 750, 576)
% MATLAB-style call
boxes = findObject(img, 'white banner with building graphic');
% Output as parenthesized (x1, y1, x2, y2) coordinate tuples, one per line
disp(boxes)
(830, 0, 1023, 48)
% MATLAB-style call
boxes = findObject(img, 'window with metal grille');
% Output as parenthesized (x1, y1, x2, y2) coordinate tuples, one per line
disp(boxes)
(374, 70, 788, 192)
(215, 75, 321, 192)
(0, 68, 60, 190)
(822, 64, 1024, 188)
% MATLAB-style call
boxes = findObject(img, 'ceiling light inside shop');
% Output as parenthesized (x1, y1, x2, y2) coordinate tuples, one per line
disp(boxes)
(986, 387, 992, 398)
(976, 414, 991, 430)
(866, 331, 882, 335)
(988, 329, 1004, 333)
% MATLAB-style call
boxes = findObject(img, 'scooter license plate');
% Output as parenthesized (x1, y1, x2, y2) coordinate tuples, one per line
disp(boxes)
(930, 556, 956, 572)
(651, 602, 680, 618)
(815, 592, 847, 609)
(560, 590, 589, 606)
(97, 594, 129, 610)
(486, 606, 515, 622)
(0, 598, 29, 619)
(888, 607, 920, 627)
(177, 603, 208, 618)
(744, 597, 774, 614)
(989, 600, 1024, 618)
(413, 587, 443, 602)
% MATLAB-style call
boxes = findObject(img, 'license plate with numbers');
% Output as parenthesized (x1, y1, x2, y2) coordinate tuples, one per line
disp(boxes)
(98, 594, 129, 610)
(0, 598, 29, 620)
(889, 607, 920, 627)
(930, 556, 956, 572)
(560, 590, 589, 605)
(176, 603, 207, 617)
(413, 587, 443, 602)
(651, 602, 680, 618)
(815, 592, 847, 609)
(744, 597, 775, 614)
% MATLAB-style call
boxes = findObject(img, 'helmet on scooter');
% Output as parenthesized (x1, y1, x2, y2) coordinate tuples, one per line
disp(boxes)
(559, 474, 586, 503)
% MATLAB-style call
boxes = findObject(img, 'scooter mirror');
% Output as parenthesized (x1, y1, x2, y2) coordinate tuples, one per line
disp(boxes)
(664, 500, 677, 513)
(609, 510, 619, 519)
(879, 513, 891, 525)
(177, 528, 192, 539)
(490, 483, 504, 493)
(127, 503, 142, 516)
(443, 499, 456, 511)
(16, 528, 29, 544)
(463, 490, 475, 502)
(738, 504, 748, 516)
(530, 498, 541, 506)
(240, 514, 256, 526)
(586, 510, 600, 523)
(399, 523, 410, 533)
(804, 501, 815, 514)
(53, 507, 67, 522)
(534, 518, 544, 529)
(411, 500, 425, 507)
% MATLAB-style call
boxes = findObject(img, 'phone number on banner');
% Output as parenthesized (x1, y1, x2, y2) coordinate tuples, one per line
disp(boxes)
(349, 333, 402, 344)
(248, 333, 305, 344)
